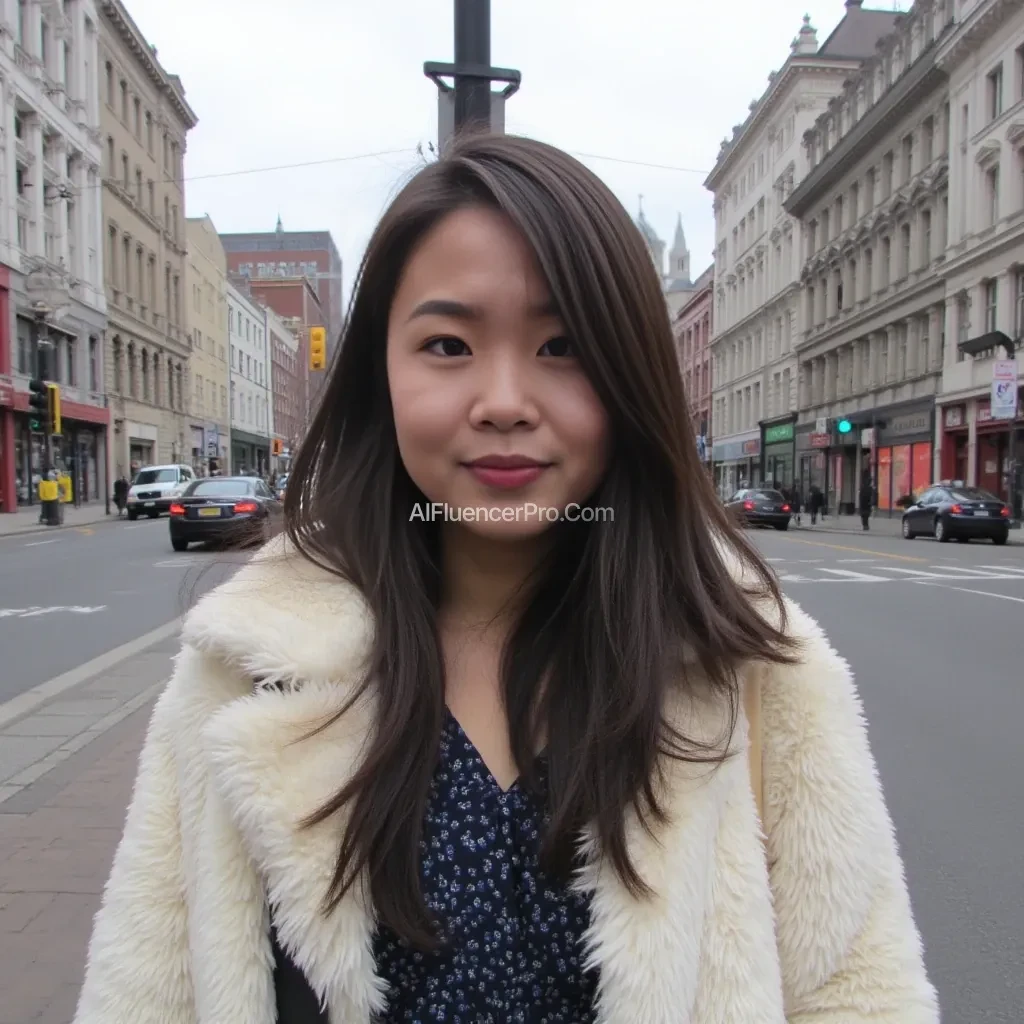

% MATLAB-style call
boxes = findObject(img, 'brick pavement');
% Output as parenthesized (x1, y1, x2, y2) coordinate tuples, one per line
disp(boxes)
(0, 641, 173, 1024)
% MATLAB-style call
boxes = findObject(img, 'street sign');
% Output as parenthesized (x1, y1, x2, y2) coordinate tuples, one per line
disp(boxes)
(991, 359, 1018, 420)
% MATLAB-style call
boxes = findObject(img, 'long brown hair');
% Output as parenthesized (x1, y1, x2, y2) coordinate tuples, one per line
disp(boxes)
(285, 133, 796, 949)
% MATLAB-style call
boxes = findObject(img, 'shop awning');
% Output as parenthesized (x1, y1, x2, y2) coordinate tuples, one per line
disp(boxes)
(957, 330, 1015, 357)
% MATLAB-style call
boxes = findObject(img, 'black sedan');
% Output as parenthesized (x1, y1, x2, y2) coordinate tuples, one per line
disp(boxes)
(901, 483, 1010, 544)
(725, 488, 792, 530)
(168, 476, 282, 551)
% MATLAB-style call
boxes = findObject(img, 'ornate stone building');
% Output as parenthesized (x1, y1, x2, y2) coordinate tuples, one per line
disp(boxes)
(98, 0, 196, 475)
(785, 0, 955, 514)
(636, 204, 696, 315)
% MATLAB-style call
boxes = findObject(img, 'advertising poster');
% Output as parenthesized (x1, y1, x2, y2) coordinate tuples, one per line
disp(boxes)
(991, 360, 1018, 420)
(912, 443, 932, 496)
(892, 445, 911, 506)
(877, 447, 893, 510)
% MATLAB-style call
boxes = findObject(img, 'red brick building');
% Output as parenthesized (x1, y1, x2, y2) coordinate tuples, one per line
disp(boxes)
(672, 265, 713, 466)
(264, 306, 303, 470)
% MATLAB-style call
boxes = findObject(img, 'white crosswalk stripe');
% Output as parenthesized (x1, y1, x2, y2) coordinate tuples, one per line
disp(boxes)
(977, 565, 1024, 575)
(818, 568, 891, 582)
(929, 565, 1009, 578)
(769, 559, 1024, 583)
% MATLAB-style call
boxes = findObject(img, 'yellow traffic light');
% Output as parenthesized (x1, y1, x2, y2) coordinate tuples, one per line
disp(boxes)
(46, 383, 61, 436)
(309, 326, 327, 371)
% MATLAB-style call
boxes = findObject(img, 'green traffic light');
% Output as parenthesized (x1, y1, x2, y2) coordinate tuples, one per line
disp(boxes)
(837, 419, 852, 434)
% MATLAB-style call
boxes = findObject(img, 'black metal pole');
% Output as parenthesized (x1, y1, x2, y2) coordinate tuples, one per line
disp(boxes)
(454, 0, 491, 133)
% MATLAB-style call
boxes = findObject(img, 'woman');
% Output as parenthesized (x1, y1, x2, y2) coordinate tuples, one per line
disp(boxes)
(74, 135, 937, 1023)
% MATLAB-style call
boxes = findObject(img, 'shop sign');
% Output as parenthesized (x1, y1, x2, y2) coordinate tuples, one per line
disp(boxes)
(861, 427, 876, 448)
(0, 374, 12, 407)
(742, 439, 761, 456)
(809, 432, 830, 448)
(991, 360, 1019, 421)
(764, 422, 794, 444)
(943, 406, 964, 429)
(884, 410, 931, 438)
(815, 417, 828, 435)
(977, 403, 991, 424)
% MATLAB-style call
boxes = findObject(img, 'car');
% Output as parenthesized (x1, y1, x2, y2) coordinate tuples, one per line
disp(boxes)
(901, 483, 1010, 544)
(125, 464, 196, 520)
(725, 488, 792, 530)
(168, 476, 282, 552)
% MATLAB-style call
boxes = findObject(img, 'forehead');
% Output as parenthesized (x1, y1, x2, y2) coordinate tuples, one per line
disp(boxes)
(391, 206, 554, 316)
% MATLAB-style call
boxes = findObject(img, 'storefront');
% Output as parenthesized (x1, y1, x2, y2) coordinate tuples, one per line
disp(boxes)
(795, 424, 830, 509)
(230, 427, 270, 477)
(712, 432, 761, 497)
(870, 402, 935, 517)
(760, 417, 796, 491)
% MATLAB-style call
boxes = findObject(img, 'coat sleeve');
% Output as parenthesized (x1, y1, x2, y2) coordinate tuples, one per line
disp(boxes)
(762, 601, 940, 1023)
(73, 675, 196, 1024)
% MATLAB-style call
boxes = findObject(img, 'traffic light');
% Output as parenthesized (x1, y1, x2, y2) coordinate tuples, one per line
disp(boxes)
(837, 418, 853, 435)
(27, 379, 47, 433)
(47, 383, 61, 436)
(309, 326, 326, 371)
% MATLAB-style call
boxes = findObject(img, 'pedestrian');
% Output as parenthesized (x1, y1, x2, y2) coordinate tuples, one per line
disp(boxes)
(859, 472, 875, 531)
(791, 482, 803, 526)
(807, 483, 821, 524)
(73, 135, 937, 1024)
(113, 474, 128, 518)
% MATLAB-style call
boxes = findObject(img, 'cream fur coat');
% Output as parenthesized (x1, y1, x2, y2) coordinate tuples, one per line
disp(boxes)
(74, 539, 939, 1023)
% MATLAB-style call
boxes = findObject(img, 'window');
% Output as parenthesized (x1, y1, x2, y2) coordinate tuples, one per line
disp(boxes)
(136, 247, 144, 304)
(135, 167, 142, 204)
(104, 61, 113, 106)
(866, 167, 876, 208)
(985, 279, 998, 333)
(882, 151, 894, 198)
(119, 79, 128, 122)
(122, 234, 131, 294)
(133, 97, 141, 138)
(922, 209, 932, 265)
(922, 116, 935, 164)
(89, 336, 99, 392)
(901, 223, 912, 278)
(107, 224, 118, 288)
(836, 195, 844, 232)
(106, 136, 114, 174)
(986, 165, 1000, 226)
(121, 153, 129, 190)
(987, 64, 1003, 122)
(147, 180, 154, 214)
(902, 134, 913, 182)
(882, 236, 891, 284)
(145, 111, 153, 151)
(850, 182, 859, 223)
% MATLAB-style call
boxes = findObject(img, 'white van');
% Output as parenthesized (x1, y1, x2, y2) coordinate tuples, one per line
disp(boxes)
(126, 464, 196, 520)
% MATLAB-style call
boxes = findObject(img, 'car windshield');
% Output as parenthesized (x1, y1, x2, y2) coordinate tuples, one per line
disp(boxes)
(948, 487, 998, 502)
(751, 490, 786, 502)
(134, 469, 176, 485)
(187, 479, 255, 497)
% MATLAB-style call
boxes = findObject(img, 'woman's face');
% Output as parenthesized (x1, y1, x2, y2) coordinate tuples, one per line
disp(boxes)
(387, 206, 610, 542)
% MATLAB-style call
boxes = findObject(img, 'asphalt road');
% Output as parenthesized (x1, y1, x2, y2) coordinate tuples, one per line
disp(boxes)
(754, 527, 1024, 1024)
(0, 516, 240, 701)
(1, 518, 1021, 1020)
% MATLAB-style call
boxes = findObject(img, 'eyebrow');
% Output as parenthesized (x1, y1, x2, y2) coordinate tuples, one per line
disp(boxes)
(405, 297, 561, 323)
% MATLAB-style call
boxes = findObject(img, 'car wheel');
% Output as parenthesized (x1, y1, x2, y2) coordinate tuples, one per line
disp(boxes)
(171, 537, 189, 552)
(934, 517, 950, 542)
(127, 509, 138, 521)
(992, 531, 1008, 546)
(902, 518, 914, 539)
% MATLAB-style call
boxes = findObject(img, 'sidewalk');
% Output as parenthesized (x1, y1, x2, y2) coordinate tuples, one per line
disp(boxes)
(0, 503, 115, 539)
(0, 637, 175, 1024)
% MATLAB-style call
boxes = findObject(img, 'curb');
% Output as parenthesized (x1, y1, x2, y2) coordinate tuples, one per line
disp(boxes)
(0, 510, 119, 540)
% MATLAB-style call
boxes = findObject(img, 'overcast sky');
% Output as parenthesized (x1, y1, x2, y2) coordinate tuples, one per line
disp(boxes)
(125, 0, 909, 304)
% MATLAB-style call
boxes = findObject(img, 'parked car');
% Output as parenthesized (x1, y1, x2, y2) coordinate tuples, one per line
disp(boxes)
(125, 464, 196, 520)
(901, 483, 1010, 544)
(725, 488, 792, 530)
(168, 476, 282, 551)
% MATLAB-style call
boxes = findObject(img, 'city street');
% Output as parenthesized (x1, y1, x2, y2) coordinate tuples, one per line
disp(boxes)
(0, 526, 1022, 1021)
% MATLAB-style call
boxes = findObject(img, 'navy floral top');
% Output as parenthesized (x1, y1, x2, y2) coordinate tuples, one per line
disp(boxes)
(371, 707, 599, 1023)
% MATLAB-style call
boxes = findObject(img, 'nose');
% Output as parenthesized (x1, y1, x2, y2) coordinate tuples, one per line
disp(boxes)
(468, 351, 539, 432)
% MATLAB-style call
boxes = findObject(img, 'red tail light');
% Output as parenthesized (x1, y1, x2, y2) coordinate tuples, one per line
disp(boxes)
(743, 500, 755, 511)
(950, 504, 963, 514)
(781, 504, 791, 512)
(169, 503, 185, 516)
(233, 501, 259, 514)
(1000, 506, 1011, 517)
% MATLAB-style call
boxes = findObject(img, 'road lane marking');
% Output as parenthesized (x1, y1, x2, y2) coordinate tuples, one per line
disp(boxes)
(818, 568, 891, 582)
(0, 618, 181, 728)
(931, 565, 1009, 578)
(882, 567, 964, 578)
(0, 605, 106, 618)
(23, 539, 59, 547)
(76, 527, 94, 535)
(778, 536, 929, 563)
(978, 565, 1024, 575)
(912, 581, 1024, 604)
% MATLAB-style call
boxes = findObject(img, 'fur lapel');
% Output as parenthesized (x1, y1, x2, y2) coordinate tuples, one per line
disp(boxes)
(180, 537, 786, 1023)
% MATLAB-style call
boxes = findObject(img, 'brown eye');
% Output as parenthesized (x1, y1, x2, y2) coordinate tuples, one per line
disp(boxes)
(425, 336, 470, 356)
(539, 336, 573, 357)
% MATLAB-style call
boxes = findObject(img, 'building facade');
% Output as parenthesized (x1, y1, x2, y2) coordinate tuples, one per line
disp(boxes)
(672, 265, 713, 466)
(221, 220, 342, 356)
(935, 0, 1024, 518)
(185, 215, 229, 475)
(705, 2, 902, 497)
(785, 0, 955, 515)
(266, 304, 300, 475)
(0, 0, 108, 512)
(98, 0, 196, 478)
(227, 279, 271, 475)
(243, 274, 323, 427)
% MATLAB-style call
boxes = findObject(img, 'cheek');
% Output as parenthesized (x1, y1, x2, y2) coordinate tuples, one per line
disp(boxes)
(546, 378, 611, 487)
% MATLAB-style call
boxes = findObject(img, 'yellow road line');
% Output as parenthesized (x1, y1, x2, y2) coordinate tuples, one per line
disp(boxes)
(779, 535, 929, 563)
(76, 527, 95, 536)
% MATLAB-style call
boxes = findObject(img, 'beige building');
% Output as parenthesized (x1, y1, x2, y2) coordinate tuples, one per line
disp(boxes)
(97, 0, 196, 476)
(185, 216, 230, 475)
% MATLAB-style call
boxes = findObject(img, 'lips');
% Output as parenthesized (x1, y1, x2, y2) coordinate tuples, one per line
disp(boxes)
(466, 455, 550, 470)
(464, 455, 552, 491)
